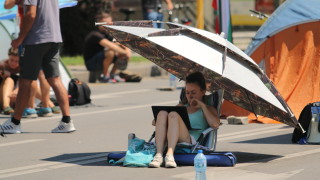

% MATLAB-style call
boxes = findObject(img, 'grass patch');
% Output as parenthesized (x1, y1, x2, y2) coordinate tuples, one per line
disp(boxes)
(61, 56, 84, 66)
(61, 55, 148, 66)
(130, 55, 149, 62)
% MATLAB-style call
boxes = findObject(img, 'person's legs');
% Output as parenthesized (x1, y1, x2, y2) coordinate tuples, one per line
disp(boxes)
(15, 79, 34, 120)
(46, 77, 69, 116)
(110, 57, 126, 82)
(2, 43, 55, 133)
(155, 110, 169, 154)
(1, 77, 14, 109)
(102, 50, 115, 75)
(42, 43, 75, 133)
(156, 12, 164, 28)
(149, 110, 168, 168)
(0, 80, 4, 108)
(1, 78, 33, 133)
(166, 111, 191, 154)
(86, 50, 116, 83)
(37, 70, 54, 116)
(145, 11, 159, 28)
(165, 111, 191, 168)
(22, 81, 38, 118)
(38, 71, 50, 108)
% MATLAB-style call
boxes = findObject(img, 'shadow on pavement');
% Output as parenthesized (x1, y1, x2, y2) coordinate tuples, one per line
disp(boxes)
(233, 151, 282, 163)
(43, 151, 125, 167)
(233, 133, 293, 144)
(43, 151, 282, 166)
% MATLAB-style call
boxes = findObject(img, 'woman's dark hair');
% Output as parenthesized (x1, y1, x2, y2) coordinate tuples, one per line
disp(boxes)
(185, 72, 206, 91)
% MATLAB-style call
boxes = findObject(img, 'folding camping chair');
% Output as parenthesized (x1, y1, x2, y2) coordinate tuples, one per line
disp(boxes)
(149, 88, 224, 153)
(178, 88, 224, 152)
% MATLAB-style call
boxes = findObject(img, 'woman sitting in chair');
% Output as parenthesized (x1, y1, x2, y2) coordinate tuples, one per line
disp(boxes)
(149, 71, 220, 168)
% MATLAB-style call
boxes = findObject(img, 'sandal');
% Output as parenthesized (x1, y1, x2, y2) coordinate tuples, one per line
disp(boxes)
(3, 106, 14, 115)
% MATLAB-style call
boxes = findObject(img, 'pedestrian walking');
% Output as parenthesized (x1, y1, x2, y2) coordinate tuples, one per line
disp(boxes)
(1, 0, 76, 134)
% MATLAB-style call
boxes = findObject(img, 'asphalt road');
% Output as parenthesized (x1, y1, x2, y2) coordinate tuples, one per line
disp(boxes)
(0, 77, 319, 180)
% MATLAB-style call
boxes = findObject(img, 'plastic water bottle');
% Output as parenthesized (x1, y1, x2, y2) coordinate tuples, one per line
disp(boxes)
(194, 150, 207, 180)
(169, 73, 177, 90)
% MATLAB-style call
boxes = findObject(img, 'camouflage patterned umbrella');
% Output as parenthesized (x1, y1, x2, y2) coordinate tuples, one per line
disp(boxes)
(99, 20, 304, 133)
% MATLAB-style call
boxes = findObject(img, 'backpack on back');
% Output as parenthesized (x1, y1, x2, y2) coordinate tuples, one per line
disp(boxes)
(68, 78, 91, 106)
(292, 102, 320, 144)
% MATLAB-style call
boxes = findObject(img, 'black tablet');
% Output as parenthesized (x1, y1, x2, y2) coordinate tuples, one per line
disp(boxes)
(152, 106, 192, 130)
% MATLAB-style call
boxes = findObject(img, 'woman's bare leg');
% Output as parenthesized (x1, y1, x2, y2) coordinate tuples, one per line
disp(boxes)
(27, 81, 37, 108)
(1, 78, 14, 108)
(38, 70, 51, 108)
(166, 111, 191, 155)
(155, 110, 169, 154)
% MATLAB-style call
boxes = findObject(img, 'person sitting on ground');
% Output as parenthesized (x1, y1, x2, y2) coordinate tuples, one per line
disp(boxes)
(83, 11, 131, 83)
(0, 48, 20, 115)
(0, 49, 60, 117)
(149, 72, 220, 168)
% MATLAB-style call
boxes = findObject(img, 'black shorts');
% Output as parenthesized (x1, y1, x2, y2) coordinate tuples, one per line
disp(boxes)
(19, 43, 61, 80)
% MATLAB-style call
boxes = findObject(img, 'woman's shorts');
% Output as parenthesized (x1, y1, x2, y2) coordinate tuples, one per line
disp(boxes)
(190, 135, 197, 145)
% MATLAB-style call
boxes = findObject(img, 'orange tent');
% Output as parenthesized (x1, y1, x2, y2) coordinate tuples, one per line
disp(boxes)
(222, 0, 320, 123)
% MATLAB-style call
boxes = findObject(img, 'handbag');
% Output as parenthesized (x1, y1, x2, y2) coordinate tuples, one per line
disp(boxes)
(109, 136, 156, 167)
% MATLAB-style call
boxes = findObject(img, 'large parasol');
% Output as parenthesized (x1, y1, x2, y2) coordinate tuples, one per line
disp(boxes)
(99, 20, 304, 133)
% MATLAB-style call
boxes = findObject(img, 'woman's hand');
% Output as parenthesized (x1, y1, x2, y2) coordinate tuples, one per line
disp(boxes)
(190, 99, 205, 109)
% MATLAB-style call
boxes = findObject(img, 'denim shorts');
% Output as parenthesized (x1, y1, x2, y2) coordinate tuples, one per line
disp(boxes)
(85, 50, 118, 71)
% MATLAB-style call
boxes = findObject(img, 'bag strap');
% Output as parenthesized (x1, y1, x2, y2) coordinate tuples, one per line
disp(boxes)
(108, 156, 125, 166)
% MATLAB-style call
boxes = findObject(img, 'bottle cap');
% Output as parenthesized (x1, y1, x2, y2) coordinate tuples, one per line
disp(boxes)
(197, 149, 203, 153)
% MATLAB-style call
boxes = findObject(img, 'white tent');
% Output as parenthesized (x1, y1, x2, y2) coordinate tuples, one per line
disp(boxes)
(0, 22, 71, 99)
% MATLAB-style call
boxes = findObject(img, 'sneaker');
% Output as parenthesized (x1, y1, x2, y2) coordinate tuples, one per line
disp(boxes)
(3, 106, 14, 115)
(1, 119, 21, 134)
(110, 74, 126, 82)
(37, 107, 53, 117)
(165, 154, 177, 168)
(149, 154, 163, 168)
(51, 121, 76, 133)
(22, 108, 38, 118)
(51, 106, 61, 114)
(99, 75, 116, 83)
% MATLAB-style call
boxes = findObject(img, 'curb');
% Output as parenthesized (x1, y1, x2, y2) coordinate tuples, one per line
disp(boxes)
(67, 62, 168, 83)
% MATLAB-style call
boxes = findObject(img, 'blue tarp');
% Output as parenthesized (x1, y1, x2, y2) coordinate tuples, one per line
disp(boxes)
(58, 0, 78, 9)
(245, 0, 320, 55)
(0, 0, 77, 20)
(0, 0, 17, 20)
